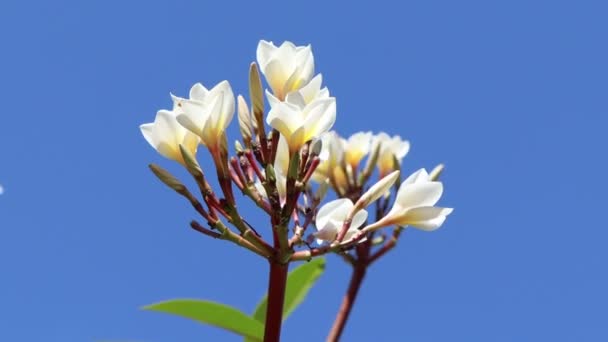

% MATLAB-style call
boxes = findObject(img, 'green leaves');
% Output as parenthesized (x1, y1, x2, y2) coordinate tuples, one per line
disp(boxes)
(252, 258, 326, 323)
(143, 299, 264, 341)
(142, 258, 326, 341)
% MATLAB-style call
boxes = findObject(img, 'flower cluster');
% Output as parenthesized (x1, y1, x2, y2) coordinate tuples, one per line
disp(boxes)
(140, 39, 453, 262)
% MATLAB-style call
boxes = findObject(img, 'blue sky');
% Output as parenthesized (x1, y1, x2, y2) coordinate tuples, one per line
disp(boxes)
(1, 0, 607, 341)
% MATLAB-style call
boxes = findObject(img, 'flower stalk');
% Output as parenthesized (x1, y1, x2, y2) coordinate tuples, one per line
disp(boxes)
(263, 261, 289, 342)
(327, 257, 368, 342)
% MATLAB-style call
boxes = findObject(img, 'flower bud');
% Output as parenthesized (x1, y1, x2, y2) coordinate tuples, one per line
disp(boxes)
(148, 164, 187, 193)
(429, 163, 445, 181)
(249, 62, 266, 138)
(234, 140, 244, 154)
(354, 170, 400, 212)
(179, 144, 203, 179)
(237, 95, 253, 147)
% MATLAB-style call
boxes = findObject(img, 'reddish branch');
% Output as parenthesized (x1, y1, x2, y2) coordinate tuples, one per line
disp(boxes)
(263, 261, 289, 342)
(327, 241, 371, 341)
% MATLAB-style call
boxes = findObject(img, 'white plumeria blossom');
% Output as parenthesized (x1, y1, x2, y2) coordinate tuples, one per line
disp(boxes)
(312, 131, 371, 188)
(266, 96, 336, 153)
(254, 135, 289, 205)
(140, 95, 200, 164)
(314, 198, 368, 244)
(369, 168, 453, 231)
(373, 132, 410, 176)
(311, 131, 346, 184)
(176, 81, 235, 147)
(343, 131, 373, 168)
(257, 40, 314, 100)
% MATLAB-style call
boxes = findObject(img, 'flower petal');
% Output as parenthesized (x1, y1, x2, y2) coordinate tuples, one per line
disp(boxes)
(299, 74, 323, 104)
(303, 98, 336, 141)
(316, 198, 353, 231)
(274, 135, 290, 174)
(403, 207, 453, 231)
(315, 223, 339, 243)
(267, 103, 303, 138)
(265, 89, 282, 108)
(217, 83, 235, 134)
(177, 101, 207, 138)
(256, 40, 275, 68)
(189, 83, 208, 101)
(263, 59, 290, 97)
(394, 182, 444, 211)
(402, 168, 430, 186)
(350, 209, 368, 230)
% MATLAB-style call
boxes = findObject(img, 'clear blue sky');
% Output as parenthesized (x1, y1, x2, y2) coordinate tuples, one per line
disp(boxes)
(1, 0, 607, 341)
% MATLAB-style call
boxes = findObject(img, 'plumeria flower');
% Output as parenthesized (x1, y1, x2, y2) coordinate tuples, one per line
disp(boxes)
(254, 135, 289, 205)
(256, 40, 314, 101)
(314, 198, 368, 244)
(176, 81, 235, 148)
(373, 132, 410, 177)
(312, 131, 349, 190)
(343, 131, 373, 170)
(365, 168, 453, 232)
(266, 97, 336, 153)
(140, 95, 200, 165)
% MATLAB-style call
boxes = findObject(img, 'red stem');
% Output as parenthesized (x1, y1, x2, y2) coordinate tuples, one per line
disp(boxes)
(263, 261, 289, 342)
(327, 262, 367, 342)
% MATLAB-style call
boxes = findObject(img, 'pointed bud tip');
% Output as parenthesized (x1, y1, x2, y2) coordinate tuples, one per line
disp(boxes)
(429, 164, 445, 181)
(354, 170, 400, 212)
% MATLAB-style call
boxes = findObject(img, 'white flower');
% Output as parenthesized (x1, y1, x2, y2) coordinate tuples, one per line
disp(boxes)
(140, 96, 200, 164)
(256, 40, 314, 100)
(312, 131, 373, 186)
(372, 132, 410, 177)
(314, 199, 368, 243)
(311, 132, 348, 189)
(343, 131, 373, 168)
(367, 169, 453, 231)
(266, 97, 336, 153)
(176, 81, 235, 148)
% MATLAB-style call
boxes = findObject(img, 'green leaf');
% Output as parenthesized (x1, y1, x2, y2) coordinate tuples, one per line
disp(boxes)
(252, 257, 326, 323)
(143, 299, 263, 341)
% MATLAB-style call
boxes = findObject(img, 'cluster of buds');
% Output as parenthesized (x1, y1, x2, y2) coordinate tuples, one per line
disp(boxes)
(140, 39, 453, 265)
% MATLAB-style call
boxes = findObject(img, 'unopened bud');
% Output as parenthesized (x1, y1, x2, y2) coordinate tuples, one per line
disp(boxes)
(429, 163, 445, 181)
(310, 138, 323, 157)
(354, 170, 400, 212)
(237, 95, 253, 146)
(234, 140, 244, 154)
(359, 141, 381, 185)
(148, 164, 186, 193)
(249, 62, 265, 136)
(179, 144, 202, 178)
